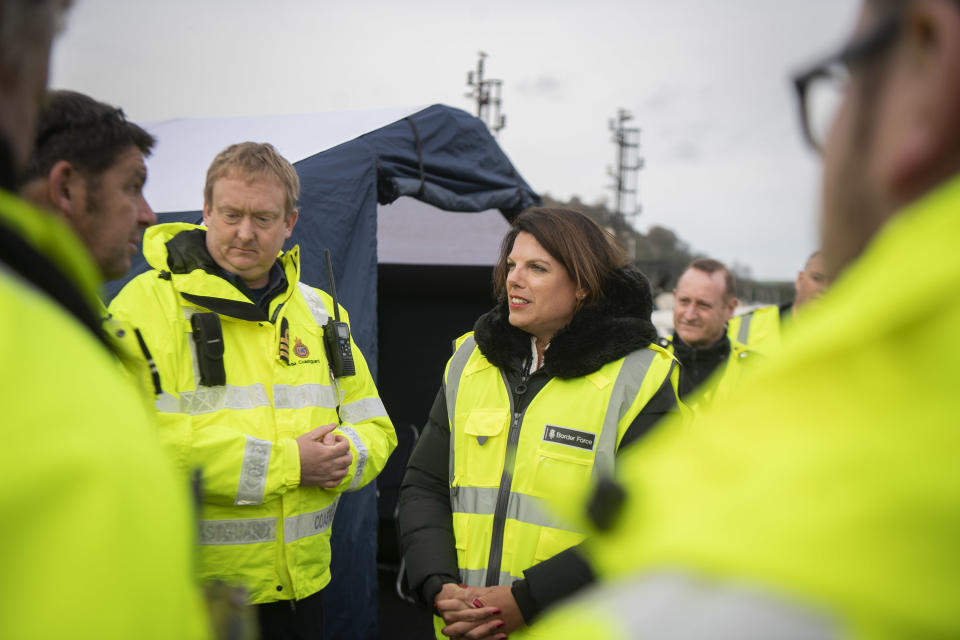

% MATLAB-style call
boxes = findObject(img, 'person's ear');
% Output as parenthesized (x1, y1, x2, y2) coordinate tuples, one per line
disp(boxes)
(284, 208, 298, 238)
(724, 297, 739, 321)
(47, 160, 78, 220)
(882, 1, 960, 197)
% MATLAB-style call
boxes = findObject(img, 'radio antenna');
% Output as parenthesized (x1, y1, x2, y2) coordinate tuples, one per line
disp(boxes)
(325, 249, 341, 323)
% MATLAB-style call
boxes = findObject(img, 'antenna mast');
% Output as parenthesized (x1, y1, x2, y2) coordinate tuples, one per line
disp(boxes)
(465, 51, 506, 137)
(606, 108, 644, 222)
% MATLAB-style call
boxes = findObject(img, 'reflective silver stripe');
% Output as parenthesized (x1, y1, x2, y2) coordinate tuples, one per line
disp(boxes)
(154, 384, 271, 415)
(580, 572, 838, 639)
(737, 312, 753, 345)
(338, 425, 368, 490)
(340, 397, 387, 424)
(445, 336, 477, 484)
(445, 336, 477, 433)
(283, 497, 339, 543)
(199, 517, 276, 545)
(452, 485, 582, 532)
(235, 435, 272, 505)
(155, 391, 180, 413)
(157, 383, 338, 413)
(297, 282, 331, 326)
(459, 567, 519, 588)
(593, 348, 658, 480)
(451, 485, 499, 515)
(273, 383, 338, 410)
(505, 491, 583, 531)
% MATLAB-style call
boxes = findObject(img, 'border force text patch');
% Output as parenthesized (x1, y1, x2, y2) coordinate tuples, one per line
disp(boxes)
(542, 424, 596, 451)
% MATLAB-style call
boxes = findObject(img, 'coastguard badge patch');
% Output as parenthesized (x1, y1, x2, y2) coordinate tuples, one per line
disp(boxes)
(293, 337, 310, 358)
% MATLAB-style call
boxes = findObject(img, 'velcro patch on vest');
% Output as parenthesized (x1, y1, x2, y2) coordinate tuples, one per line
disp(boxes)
(542, 424, 596, 451)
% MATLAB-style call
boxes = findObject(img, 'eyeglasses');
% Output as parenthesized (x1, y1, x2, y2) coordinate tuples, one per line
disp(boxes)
(792, 9, 902, 152)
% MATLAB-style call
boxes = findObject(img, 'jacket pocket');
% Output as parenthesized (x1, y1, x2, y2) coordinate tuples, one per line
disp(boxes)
(529, 447, 592, 499)
(458, 408, 509, 487)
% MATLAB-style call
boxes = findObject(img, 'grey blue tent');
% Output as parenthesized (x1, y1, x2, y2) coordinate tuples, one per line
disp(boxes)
(105, 103, 540, 638)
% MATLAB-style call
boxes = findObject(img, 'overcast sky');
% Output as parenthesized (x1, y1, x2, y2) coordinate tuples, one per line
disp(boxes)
(50, 0, 861, 280)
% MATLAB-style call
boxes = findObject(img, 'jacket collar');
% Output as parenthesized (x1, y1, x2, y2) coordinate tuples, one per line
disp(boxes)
(473, 266, 659, 379)
(0, 189, 106, 344)
(143, 222, 300, 321)
(670, 331, 731, 362)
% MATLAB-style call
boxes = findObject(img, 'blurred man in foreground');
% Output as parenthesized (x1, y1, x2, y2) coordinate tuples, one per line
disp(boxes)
(0, 2, 209, 638)
(519, 0, 960, 637)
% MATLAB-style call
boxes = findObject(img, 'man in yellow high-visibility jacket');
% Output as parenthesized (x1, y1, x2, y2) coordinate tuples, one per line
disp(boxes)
(660, 258, 758, 410)
(518, 1, 960, 638)
(109, 142, 396, 640)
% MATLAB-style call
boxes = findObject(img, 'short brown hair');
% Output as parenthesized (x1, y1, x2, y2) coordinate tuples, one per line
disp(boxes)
(23, 90, 155, 186)
(686, 258, 736, 301)
(204, 142, 299, 216)
(492, 207, 628, 303)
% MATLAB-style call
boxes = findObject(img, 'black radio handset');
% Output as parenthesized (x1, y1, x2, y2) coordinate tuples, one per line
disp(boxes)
(322, 249, 356, 378)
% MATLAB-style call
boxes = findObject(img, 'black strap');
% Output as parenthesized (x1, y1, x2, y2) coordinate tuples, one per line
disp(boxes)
(181, 292, 267, 321)
(133, 327, 163, 395)
(190, 312, 226, 386)
(404, 117, 426, 198)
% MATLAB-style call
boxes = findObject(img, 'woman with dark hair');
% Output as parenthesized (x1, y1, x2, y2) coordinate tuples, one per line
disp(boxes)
(398, 208, 680, 639)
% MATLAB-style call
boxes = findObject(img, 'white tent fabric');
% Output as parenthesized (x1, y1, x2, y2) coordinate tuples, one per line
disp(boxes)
(144, 105, 427, 213)
(142, 105, 510, 269)
(376, 198, 509, 266)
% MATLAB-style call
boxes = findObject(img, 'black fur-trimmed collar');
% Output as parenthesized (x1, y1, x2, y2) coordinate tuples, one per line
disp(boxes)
(473, 266, 658, 379)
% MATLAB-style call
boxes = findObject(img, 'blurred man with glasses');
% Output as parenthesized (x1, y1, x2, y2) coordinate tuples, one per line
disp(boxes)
(510, 1, 960, 637)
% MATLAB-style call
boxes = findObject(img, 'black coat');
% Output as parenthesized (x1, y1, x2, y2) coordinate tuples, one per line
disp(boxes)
(666, 331, 732, 401)
(397, 266, 678, 624)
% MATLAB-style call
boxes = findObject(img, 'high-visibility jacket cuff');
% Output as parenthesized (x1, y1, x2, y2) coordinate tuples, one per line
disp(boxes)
(333, 425, 368, 491)
(278, 437, 301, 489)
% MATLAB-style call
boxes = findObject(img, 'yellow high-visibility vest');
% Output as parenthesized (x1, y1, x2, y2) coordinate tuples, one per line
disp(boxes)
(660, 334, 758, 412)
(437, 332, 677, 636)
(727, 304, 782, 356)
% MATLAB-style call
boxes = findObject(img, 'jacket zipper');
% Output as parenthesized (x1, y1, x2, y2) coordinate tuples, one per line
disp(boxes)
(484, 363, 531, 587)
